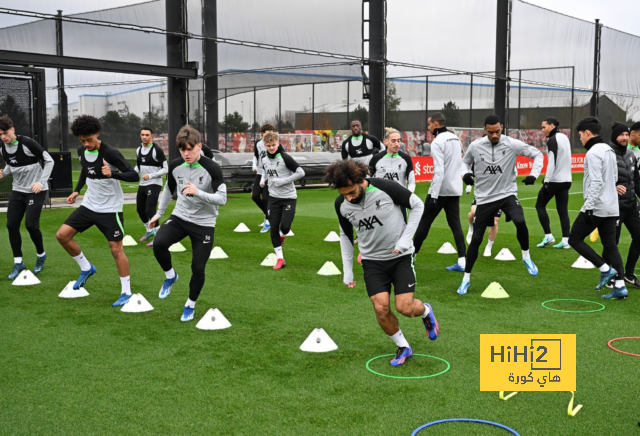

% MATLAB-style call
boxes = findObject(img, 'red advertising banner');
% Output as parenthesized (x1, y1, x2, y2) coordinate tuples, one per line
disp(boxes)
(412, 154, 586, 182)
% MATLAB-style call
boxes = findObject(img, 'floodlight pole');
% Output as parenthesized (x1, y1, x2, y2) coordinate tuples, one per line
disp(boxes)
(589, 19, 601, 117)
(368, 0, 385, 139)
(56, 10, 69, 152)
(203, 0, 219, 150)
(166, 0, 188, 161)
(494, 0, 509, 123)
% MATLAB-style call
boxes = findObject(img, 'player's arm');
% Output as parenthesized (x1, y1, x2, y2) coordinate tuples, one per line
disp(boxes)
(583, 151, 604, 212)
(272, 154, 305, 187)
(544, 136, 558, 183)
(252, 141, 260, 172)
(153, 161, 180, 223)
(105, 149, 139, 182)
(133, 147, 141, 174)
(368, 152, 383, 177)
(402, 153, 416, 193)
(461, 143, 475, 185)
(369, 135, 382, 154)
(194, 161, 227, 206)
(512, 139, 543, 181)
(23, 138, 54, 189)
(0, 163, 10, 177)
(633, 155, 640, 196)
(201, 144, 214, 159)
(147, 148, 168, 179)
(341, 139, 349, 160)
(335, 195, 355, 286)
(429, 140, 445, 198)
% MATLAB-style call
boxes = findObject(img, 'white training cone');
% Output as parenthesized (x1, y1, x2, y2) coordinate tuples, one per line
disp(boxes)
(234, 223, 251, 232)
(196, 308, 232, 330)
(58, 281, 89, 298)
(258, 222, 264, 227)
(12, 269, 41, 286)
(122, 235, 137, 246)
(169, 242, 186, 252)
(324, 231, 341, 242)
(285, 230, 294, 236)
(437, 242, 457, 254)
(572, 256, 595, 269)
(317, 261, 341, 276)
(121, 293, 154, 313)
(209, 246, 228, 259)
(495, 248, 516, 261)
(300, 328, 338, 352)
(261, 253, 278, 266)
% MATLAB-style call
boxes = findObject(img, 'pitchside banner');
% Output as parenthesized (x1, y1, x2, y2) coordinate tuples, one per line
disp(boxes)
(412, 154, 586, 182)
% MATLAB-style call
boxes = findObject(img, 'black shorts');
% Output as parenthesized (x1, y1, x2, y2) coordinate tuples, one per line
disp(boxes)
(471, 197, 502, 220)
(474, 195, 522, 228)
(64, 206, 125, 241)
(362, 254, 416, 297)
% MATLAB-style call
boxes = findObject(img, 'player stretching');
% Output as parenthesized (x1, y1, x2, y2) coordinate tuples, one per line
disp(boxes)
(341, 119, 383, 165)
(412, 113, 467, 271)
(326, 160, 438, 367)
(0, 116, 54, 278)
(135, 126, 167, 245)
(260, 132, 305, 270)
(535, 117, 573, 249)
(56, 115, 139, 305)
(149, 125, 227, 321)
(251, 123, 279, 234)
(458, 115, 543, 295)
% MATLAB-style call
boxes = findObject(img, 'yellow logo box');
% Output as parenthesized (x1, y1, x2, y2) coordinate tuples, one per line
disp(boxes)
(480, 334, 576, 391)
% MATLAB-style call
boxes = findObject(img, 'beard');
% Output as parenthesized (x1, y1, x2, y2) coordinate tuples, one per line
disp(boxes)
(349, 185, 365, 204)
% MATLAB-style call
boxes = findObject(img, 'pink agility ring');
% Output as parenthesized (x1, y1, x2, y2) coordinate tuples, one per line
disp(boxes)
(607, 337, 640, 357)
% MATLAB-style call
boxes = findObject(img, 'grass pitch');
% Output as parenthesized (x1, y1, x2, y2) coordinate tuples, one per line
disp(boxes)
(1, 174, 638, 435)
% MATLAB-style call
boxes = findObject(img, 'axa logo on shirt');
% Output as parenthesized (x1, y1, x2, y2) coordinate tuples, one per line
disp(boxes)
(88, 167, 96, 175)
(9, 158, 17, 164)
(358, 215, 383, 231)
(383, 172, 400, 181)
(484, 165, 503, 175)
(267, 169, 279, 177)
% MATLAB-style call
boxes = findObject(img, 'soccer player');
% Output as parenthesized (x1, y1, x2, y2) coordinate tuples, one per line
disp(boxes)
(368, 127, 415, 192)
(148, 125, 227, 321)
(326, 160, 438, 367)
(0, 116, 53, 279)
(259, 132, 305, 270)
(251, 123, 278, 234)
(56, 115, 139, 306)
(341, 119, 383, 164)
(135, 126, 167, 245)
(458, 115, 543, 295)
(568, 117, 627, 299)
(535, 117, 572, 249)
(412, 113, 466, 271)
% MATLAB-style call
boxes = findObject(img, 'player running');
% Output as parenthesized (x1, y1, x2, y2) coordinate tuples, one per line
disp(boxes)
(535, 117, 573, 249)
(56, 115, 139, 305)
(458, 115, 543, 295)
(341, 119, 383, 165)
(259, 132, 305, 270)
(135, 126, 167, 245)
(412, 113, 467, 271)
(251, 123, 280, 234)
(0, 116, 54, 279)
(149, 125, 227, 321)
(326, 159, 437, 366)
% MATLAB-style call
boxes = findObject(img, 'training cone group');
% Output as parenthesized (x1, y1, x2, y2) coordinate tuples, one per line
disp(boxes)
(12, 269, 41, 286)
(300, 328, 338, 352)
(209, 246, 228, 259)
(572, 256, 595, 269)
(437, 242, 457, 254)
(261, 253, 278, 266)
(317, 261, 341, 276)
(324, 231, 341, 242)
(58, 281, 90, 298)
(196, 308, 232, 330)
(169, 242, 186, 252)
(495, 248, 516, 261)
(122, 235, 138, 246)
(234, 223, 251, 232)
(481, 282, 510, 298)
(121, 294, 154, 313)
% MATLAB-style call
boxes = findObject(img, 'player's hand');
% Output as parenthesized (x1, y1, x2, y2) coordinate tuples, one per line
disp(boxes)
(260, 183, 265, 188)
(522, 175, 537, 185)
(253, 168, 258, 173)
(182, 182, 197, 196)
(148, 216, 159, 228)
(616, 185, 627, 195)
(31, 183, 42, 194)
(67, 192, 79, 204)
(346, 281, 356, 288)
(143, 174, 150, 181)
(392, 249, 401, 254)
(463, 173, 474, 186)
(0, 168, 3, 179)
(102, 161, 112, 178)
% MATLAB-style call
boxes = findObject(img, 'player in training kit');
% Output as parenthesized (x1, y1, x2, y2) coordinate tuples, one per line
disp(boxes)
(259, 132, 305, 270)
(341, 119, 383, 165)
(369, 127, 415, 192)
(326, 160, 438, 367)
(56, 115, 139, 305)
(535, 117, 573, 249)
(412, 113, 467, 271)
(0, 116, 54, 279)
(252, 123, 280, 234)
(568, 117, 627, 299)
(149, 125, 227, 321)
(135, 126, 167, 245)
(458, 115, 543, 295)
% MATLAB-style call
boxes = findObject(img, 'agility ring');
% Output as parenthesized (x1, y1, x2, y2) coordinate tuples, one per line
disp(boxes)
(411, 418, 520, 435)
(608, 337, 640, 357)
(541, 299, 605, 313)
(365, 354, 450, 379)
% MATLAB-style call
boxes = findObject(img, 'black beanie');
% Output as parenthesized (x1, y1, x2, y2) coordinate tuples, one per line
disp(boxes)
(576, 116, 601, 135)
(611, 122, 630, 143)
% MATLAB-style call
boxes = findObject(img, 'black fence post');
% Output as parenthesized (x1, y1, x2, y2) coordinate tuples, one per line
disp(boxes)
(203, 0, 218, 150)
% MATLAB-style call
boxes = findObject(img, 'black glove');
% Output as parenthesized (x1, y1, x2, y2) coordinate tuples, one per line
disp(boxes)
(585, 209, 594, 225)
(463, 173, 475, 186)
(523, 175, 537, 185)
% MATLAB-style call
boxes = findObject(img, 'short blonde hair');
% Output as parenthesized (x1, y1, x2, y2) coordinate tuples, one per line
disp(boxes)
(263, 131, 279, 144)
(176, 124, 201, 150)
(384, 127, 400, 140)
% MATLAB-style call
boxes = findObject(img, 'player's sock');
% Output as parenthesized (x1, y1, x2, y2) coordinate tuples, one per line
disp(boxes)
(615, 280, 624, 288)
(545, 233, 553, 240)
(458, 257, 466, 268)
(14, 257, 23, 264)
(562, 237, 569, 244)
(522, 250, 531, 260)
(389, 330, 410, 348)
(421, 305, 431, 317)
(37, 252, 46, 258)
(120, 276, 132, 295)
(598, 264, 610, 273)
(279, 230, 285, 237)
(145, 222, 150, 232)
(264, 219, 270, 226)
(73, 252, 91, 271)
(463, 272, 471, 282)
(185, 298, 196, 309)
(275, 246, 283, 259)
(165, 268, 176, 279)
(486, 239, 495, 249)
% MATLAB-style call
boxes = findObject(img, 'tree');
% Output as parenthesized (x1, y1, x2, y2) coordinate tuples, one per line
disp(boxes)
(441, 101, 461, 127)
(219, 111, 249, 133)
(141, 108, 168, 134)
(191, 108, 204, 134)
(0, 95, 30, 134)
(350, 105, 369, 131)
(98, 105, 142, 148)
(385, 81, 403, 130)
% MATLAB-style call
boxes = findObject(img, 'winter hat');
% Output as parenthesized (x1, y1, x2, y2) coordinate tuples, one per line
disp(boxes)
(611, 121, 630, 143)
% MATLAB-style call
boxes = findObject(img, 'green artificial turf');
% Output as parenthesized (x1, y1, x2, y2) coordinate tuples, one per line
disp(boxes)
(1, 175, 638, 435)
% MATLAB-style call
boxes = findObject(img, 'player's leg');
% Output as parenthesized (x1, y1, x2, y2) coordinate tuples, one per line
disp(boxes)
(6, 191, 27, 279)
(251, 175, 269, 231)
(443, 196, 467, 271)
(57, 207, 96, 289)
(569, 213, 613, 289)
(598, 217, 627, 299)
(503, 197, 538, 276)
(153, 216, 188, 299)
(143, 185, 162, 243)
(535, 184, 555, 247)
(459, 203, 491, 294)
(412, 195, 441, 256)
(553, 183, 572, 248)
(484, 214, 500, 257)
(467, 202, 476, 244)
(279, 198, 296, 239)
(622, 203, 640, 287)
(136, 186, 150, 237)
(268, 199, 286, 269)
(94, 210, 133, 306)
(181, 225, 215, 322)
(24, 191, 47, 274)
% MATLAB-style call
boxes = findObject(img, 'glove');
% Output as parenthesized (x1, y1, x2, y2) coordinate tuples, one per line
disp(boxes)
(463, 173, 475, 186)
(585, 209, 594, 225)
(523, 175, 537, 185)
(465, 185, 472, 194)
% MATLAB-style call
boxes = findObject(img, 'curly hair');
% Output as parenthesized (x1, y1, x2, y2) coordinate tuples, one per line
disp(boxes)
(176, 124, 201, 150)
(261, 123, 276, 134)
(324, 160, 369, 189)
(263, 131, 279, 144)
(70, 115, 102, 137)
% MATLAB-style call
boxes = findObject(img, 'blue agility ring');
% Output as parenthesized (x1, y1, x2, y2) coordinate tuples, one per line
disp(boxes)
(411, 418, 520, 436)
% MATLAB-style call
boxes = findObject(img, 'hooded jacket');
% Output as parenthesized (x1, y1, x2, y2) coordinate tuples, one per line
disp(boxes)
(608, 140, 640, 209)
(581, 136, 618, 217)
(544, 128, 572, 183)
